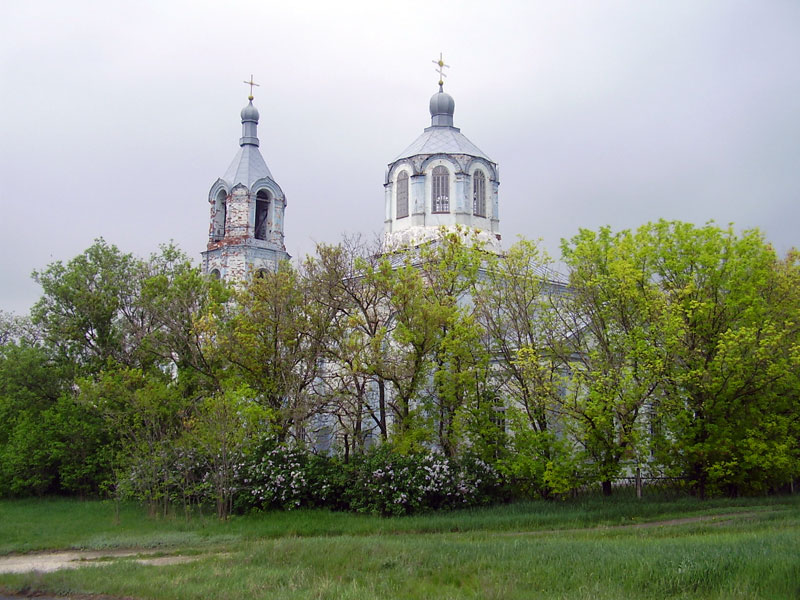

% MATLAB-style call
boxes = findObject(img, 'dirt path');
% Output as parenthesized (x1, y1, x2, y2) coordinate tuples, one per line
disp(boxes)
(499, 509, 783, 537)
(610, 511, 762, 528)
(0, 549, 201, 575)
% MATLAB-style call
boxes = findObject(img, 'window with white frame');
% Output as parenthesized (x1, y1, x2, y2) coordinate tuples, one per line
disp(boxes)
(396, 171, 409, 218)
(432, 166, 449, 213)
(473, 170, 486, 217)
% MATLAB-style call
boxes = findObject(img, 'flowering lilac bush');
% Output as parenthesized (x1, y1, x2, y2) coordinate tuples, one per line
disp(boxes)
(237, 445, 309, 510)
(234, 441, 505, 515)
(346, 447, 503, 516)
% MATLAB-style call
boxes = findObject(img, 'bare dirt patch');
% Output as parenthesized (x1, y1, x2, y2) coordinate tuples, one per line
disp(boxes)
(0, 549, 204, 575)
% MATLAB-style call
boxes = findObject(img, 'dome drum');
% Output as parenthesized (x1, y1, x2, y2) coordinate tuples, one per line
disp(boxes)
(383, 83, 501, 253)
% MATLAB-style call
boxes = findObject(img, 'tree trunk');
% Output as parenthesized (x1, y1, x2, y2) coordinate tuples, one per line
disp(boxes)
(378, 379, 387, 440)
(602, 479, 612, 496)
(354, 387, 364, 452)
(692, 463, 707, 500)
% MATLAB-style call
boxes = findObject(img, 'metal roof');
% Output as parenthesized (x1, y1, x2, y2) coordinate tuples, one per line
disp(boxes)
(222, 144, 273, 189)
(220, 99, 274, 189)
(393, 125, 492, 162)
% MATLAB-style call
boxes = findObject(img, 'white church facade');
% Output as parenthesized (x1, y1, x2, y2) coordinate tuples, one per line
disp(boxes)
(383, 79, 502, 253)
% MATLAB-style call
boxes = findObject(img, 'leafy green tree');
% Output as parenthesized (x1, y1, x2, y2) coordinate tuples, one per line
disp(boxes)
(645, 221, 800, 496)
(305, 238, 392, 456)
(474, 240, 554, 433)
(362, 255, 437, 445)
(31, 238, 142, 373)
(0, 341, 111, 497)
(551, 226, 677, 495)
(497, 399, 586, 498)
(41, 394, 113, 497)
(136, 243, 229, 394)
(217, 261, 332, 441)
(366, 231, 485, 451)
(473, 239, 568, 492)
(186, 382, 270, 519)
(0, 340, 61, 495)
(419, 230, 491, 458)
(78, 367, 187, 515)
(0, 311, 39, 346)
(24, 241, 229, 504)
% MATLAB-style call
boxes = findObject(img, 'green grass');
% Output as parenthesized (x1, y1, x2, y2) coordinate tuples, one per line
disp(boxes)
(1, 495, 799, 599)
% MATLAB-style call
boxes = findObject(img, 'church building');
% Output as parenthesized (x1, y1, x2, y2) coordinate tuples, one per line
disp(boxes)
(202, 61, 501, 279)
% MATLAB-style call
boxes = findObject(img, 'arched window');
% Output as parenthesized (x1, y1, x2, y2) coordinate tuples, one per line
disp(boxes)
(210, 268, 221, 280)
(396, 171, 409, 219)
(473, 171, 486, 217)
(212, 190, 227, 240)
(432, 166, 449, 213)
(255, 190, 270, 241)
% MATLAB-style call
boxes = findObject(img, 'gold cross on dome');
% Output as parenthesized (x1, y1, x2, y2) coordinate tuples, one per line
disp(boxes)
(432, 52, 450, 88)
(243, 74, 260, 100)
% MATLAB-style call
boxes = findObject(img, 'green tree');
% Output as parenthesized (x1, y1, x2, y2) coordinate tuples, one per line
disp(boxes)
(645, 221, 800, 496)
(551, 226, 676, 495)
(418, 231, 490, 457)
(366, 232, 482, 451)
(186, 382, 270, 519)
(362, 255, 437, 445)
(473, 239, 569, 493)
(78, 367, 187, 515)
(0, 311, 39, 346)
(136, 243, 229, 394)
(474, 240, 554, 434)
(305, 238, 392, 457)
(0, 340, 112, 497)
(217, 261, 332, 441)
(31, 238, 142, 373)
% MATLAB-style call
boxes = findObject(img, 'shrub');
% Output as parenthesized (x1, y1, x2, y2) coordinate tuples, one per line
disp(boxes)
(345, 446, 504, 516)
(238, 444, 311, 510)
(235, 440, 347, 511)
(235, 440, 505, 516)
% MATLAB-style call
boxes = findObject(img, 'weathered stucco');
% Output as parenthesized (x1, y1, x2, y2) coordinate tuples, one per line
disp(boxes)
(201, 101, 290, 282)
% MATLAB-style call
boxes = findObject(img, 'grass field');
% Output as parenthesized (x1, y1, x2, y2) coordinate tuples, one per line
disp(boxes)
(1, 495, 798, 599)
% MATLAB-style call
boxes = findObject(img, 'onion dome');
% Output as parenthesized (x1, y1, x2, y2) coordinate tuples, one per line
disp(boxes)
(392, 84, 491, 162)
(221, 97, 273, 188)
(429, 86, 455, 127)
(241, 100, 260, 123)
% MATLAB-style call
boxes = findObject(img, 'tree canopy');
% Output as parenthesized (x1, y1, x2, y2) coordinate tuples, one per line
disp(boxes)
(1, 222, 797, 512)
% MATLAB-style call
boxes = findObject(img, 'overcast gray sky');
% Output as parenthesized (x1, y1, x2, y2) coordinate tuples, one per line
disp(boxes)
(2, 0, 799, 314)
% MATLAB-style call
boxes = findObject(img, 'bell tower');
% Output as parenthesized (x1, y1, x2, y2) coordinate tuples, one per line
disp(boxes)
(202, 78, 290, 280)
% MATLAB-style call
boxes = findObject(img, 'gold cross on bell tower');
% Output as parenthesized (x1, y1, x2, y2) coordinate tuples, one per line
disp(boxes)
(432, 52, 450, 90)
(243, 74, 260, 100)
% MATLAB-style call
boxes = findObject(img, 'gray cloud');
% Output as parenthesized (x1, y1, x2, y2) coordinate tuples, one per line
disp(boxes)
(1, 0, 798, 313)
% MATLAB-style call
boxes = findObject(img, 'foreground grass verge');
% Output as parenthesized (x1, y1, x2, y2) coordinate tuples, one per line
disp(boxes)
(1, 495, 798, 599)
